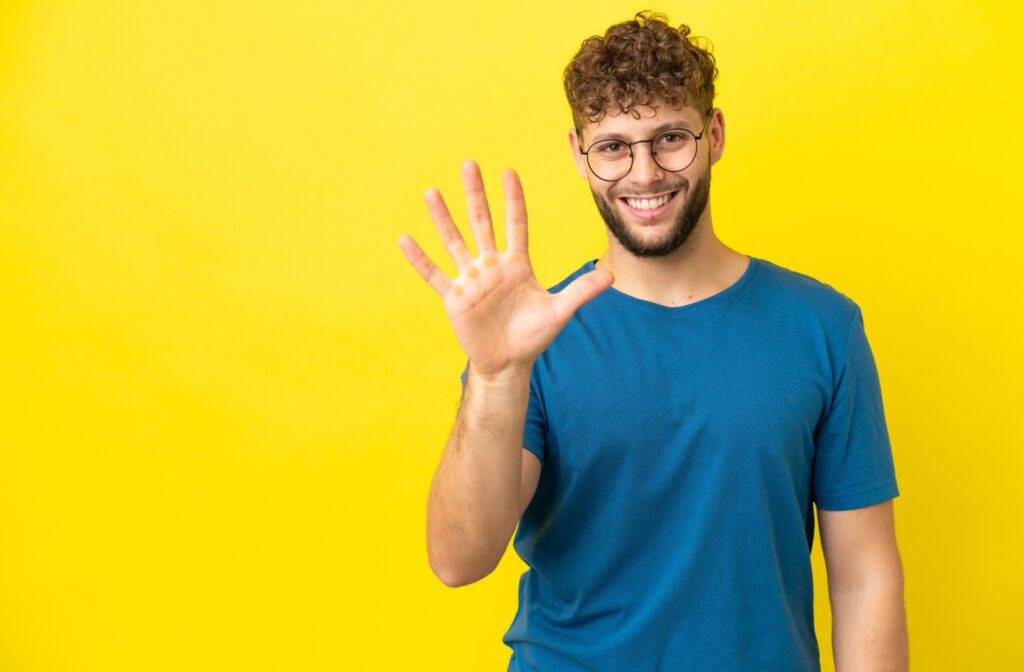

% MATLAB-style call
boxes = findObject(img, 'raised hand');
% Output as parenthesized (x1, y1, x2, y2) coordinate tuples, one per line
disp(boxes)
(398, 160, 614, 378)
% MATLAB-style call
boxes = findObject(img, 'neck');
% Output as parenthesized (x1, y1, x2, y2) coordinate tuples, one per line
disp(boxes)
(595, 213, 748, 308)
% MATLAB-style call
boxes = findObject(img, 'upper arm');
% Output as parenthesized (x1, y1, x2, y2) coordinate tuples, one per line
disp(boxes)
(818, 499, 903, 590)
(519, 448, 542, 519)
(811, 305, 899, 511)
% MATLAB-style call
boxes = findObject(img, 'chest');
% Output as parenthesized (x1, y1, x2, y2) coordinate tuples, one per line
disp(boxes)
(538, 310, 831, 488)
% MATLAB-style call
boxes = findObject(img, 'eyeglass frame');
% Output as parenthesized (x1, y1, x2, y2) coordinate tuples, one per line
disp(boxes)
(577, 108, 715, 182)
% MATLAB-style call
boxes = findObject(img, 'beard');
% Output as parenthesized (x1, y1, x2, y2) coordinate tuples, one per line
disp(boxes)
(590, 164, 711, 258)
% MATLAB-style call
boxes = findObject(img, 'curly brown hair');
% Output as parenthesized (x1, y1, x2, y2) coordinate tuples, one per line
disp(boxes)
(564, 11, 718, 134)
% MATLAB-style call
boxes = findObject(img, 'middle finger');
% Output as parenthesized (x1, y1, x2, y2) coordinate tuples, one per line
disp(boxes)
(461, 159, 499, 256)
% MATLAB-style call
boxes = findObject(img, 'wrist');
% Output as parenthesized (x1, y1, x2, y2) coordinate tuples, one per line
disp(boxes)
(467, 360, 533, 388)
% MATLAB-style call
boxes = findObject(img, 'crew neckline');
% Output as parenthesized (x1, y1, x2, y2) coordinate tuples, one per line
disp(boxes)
(586, 254, 760, 316)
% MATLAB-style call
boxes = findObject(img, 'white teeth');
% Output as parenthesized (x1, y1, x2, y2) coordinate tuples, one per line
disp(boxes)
(626, 193, 671, 210)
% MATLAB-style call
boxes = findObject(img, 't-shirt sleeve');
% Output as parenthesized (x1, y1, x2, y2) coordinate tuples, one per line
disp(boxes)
(812, 306, 900, 511)
(459, 357, 547, 465)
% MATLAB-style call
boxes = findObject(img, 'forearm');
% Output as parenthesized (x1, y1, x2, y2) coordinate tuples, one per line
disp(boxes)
(426, 362, 532, 587)
(830, 577, 908, 672)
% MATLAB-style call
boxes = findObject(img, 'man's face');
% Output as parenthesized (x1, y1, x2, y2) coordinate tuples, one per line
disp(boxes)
(570, 102, 719, 258)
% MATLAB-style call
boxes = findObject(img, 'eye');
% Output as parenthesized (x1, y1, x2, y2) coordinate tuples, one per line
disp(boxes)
(598, 142, 623, 153)
(657, 132, 689, 145)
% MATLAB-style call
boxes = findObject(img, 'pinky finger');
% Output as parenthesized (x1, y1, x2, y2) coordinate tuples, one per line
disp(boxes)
(398, 234, 452, 296)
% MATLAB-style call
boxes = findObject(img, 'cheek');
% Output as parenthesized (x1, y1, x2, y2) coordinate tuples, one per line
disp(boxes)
(589, 180, 614, 202)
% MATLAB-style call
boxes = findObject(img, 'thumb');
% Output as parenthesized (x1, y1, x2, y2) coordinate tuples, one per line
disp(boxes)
(551, 269, 615, 327)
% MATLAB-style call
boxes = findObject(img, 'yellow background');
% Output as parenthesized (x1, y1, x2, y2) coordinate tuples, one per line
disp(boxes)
(2, 1, 1021, 670)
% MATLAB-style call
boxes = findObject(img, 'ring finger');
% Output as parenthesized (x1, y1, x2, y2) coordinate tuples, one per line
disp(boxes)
(424, 187, 473, 271)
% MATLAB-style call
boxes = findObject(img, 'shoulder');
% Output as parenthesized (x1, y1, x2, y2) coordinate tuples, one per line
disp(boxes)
(751, 256, 861, 328)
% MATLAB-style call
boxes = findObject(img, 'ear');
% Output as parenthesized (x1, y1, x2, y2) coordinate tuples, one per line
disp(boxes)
(708, 108, 726, 167)
(568, 129, 588, 179)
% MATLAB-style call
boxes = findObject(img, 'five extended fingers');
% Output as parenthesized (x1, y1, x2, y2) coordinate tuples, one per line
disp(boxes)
(400, 161, 529, 297)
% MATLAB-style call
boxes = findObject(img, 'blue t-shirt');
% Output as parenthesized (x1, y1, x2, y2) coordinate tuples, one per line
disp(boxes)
(458, 254, 900, 672)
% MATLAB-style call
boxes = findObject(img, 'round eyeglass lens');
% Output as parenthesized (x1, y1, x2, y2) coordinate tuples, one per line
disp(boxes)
(587, 130, 699, 181)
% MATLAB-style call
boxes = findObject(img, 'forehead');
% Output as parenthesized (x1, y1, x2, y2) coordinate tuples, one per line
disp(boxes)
(584, 103, 703, 141)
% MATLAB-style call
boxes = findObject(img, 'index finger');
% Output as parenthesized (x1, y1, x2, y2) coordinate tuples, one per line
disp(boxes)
(502, 168, 528, 255)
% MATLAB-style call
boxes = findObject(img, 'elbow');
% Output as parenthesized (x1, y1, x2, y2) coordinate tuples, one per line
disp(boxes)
(434, 567, 477, 588)
(428, 551, 496, 588)
(426, 510, 507, 587)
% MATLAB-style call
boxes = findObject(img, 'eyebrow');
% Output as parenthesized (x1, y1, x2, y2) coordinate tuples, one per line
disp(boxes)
(590, 121, 696, 143)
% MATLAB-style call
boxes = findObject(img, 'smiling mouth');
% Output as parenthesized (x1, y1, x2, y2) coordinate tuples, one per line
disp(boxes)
(618, 190, 680, 220)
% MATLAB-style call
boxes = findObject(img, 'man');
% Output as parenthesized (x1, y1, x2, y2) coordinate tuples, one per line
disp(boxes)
(399, 11, 908, 672)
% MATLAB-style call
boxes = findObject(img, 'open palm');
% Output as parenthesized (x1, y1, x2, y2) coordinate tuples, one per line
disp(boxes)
(398, 160, 614, 378)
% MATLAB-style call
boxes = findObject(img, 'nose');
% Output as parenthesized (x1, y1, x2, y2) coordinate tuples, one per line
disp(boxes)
(628, 141, 664, 185)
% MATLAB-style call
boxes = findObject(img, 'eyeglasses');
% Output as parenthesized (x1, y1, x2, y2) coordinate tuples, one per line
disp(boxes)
(578, 109, 714, 182)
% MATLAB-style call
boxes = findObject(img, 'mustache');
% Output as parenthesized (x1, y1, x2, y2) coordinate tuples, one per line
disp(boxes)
(611, 180, 688, 198)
